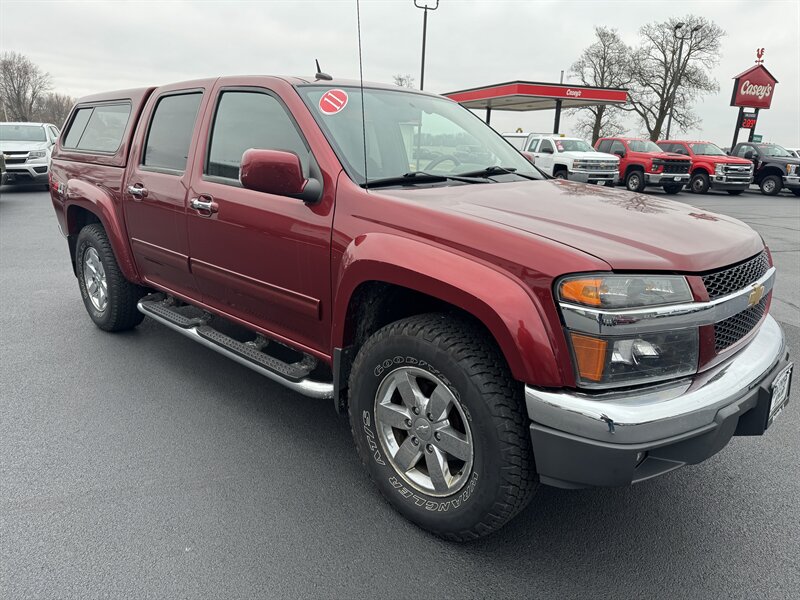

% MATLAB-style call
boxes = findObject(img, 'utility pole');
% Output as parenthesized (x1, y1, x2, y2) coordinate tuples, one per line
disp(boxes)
(414, 0, 439, 91)
(665, 23, 703, 139)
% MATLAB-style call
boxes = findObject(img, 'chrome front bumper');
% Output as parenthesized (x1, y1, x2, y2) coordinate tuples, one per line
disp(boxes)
(568, 170, 618, 184)
(525, 314, 786, 445)
(645, 172, 689, 185)
(784, 174, 800, 189)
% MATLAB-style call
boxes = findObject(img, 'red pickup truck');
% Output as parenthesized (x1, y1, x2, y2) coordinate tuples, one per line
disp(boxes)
(596, 136, 691, 194)
(49, 76, 793, 541)
(657, 140, 754, 195)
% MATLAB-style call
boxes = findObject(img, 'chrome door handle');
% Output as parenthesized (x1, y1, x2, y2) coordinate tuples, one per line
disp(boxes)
(127, 185, 148, 198)
(190, 197, 218, 213)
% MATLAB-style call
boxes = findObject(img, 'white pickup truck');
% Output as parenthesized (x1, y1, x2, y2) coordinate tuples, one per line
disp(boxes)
(503, 133, 619, 186)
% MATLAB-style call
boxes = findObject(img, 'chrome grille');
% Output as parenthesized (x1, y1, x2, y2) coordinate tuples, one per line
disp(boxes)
(722, 164, 752, 174)
(714, 297, 767, 351)
(702, 251, 770, 300)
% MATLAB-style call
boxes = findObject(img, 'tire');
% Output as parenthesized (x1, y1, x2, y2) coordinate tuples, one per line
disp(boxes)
(348, 313, 537, 541)
(759, 175, 782, 196)
(625, 170, 645, 192)
(690, 172, 710, 194)
(554, 169, 568, 180)
(727, 189, 745, 196)
(75, 223, 146, 331)
(663, 184, 683, 195)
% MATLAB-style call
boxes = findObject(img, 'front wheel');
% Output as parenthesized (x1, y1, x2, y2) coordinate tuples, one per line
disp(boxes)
(625, 170, 646, 192)
(663, 183, 684, 194)
(554, 169, 568, 180)
(690, 173, 710, 194)
(759, 175, 782, 196)
(348, 314, 537, 541)
(76, 224, 146, 331)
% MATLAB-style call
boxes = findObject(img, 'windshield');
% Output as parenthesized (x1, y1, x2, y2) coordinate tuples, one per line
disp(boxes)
(0, 124, 46, 142)
(759, 144, 793, 157)
(555, 139, 594, 152)
(298, 86, 541, 186)
(689, 142, 727, 156)
(628, 140, 663, 153)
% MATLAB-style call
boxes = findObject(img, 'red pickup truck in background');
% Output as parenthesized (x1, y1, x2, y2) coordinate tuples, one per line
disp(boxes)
(596, 136, 691, 194)
(48, 76, 792, 540)
(657, 140, 754, 195)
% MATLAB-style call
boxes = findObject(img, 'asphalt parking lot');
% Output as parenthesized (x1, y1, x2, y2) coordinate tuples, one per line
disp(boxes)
(1, 184, 798, 599)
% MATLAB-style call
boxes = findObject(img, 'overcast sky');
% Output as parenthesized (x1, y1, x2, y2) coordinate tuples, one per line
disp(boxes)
(2, 0, 798, 145)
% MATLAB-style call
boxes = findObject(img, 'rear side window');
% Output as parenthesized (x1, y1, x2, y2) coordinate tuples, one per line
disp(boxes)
(597, 140, 612, 153)
(143, 92, 203, 172)
(63, 104, 131, 152)
(205, 91, 310, 180)
(527, 138, 540, 151)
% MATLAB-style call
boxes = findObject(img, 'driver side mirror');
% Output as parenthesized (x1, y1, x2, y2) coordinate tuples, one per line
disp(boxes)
(541, 147, 554, 155)
(240, 149, 322, 203)
(613, 149, 625, 158)
(744, 151, 754, 160)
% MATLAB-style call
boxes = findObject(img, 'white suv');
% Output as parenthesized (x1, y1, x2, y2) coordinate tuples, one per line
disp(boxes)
(504, 133, 619, 186)
(0, 122, 60, 188)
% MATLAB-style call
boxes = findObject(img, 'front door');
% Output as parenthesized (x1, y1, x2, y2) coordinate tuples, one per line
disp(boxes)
(124, 86, 209, 297)
(185, 85, 333, 354)
(535, 138, 555, 173)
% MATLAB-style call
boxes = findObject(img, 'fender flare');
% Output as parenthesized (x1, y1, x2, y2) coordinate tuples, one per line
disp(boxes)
(65, 179, 140, 283)
(691, 166, 711, 176)
(332, 233, 566, 386)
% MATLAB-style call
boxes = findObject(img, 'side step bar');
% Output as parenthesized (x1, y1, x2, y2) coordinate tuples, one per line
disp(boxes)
(137, 298, 333, 400)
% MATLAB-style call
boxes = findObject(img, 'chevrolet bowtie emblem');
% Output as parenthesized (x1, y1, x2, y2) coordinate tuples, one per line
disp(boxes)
(747, 283, 765, 307)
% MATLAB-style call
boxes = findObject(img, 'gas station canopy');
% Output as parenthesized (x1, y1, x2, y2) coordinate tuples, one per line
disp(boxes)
(444, 80, 629, 133)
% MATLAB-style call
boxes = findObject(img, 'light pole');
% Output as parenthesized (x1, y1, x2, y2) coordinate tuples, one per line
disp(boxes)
(665, 23, 702, 140)
(414, 0, 439, 91)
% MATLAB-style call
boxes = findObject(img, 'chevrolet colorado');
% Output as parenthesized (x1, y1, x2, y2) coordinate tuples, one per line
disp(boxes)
(49, 76, 793, 540)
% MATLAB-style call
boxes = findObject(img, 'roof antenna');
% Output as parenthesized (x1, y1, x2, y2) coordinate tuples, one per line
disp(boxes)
(314, 59, 333, 81)
(356, 0, 368, 188)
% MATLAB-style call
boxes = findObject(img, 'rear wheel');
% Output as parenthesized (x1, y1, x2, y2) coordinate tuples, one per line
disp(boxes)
(348, 313, 537, 541)
(76, 224, 146, 331)
(727, 189, 745, 196)
(663, 183, 683, 194)
(690, 172, 710, 194)
(625, 170, 645, 192)
(759, 175, 782, 196)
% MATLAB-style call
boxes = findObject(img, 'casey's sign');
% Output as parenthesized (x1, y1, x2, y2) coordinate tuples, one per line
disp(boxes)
(731, 64, 778, 109)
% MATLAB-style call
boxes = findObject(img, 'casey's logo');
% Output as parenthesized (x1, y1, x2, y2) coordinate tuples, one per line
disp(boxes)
(740, 80, 773, 100)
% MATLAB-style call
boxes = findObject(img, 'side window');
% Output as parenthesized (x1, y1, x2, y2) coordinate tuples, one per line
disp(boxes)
(735, 145, 751, 158)
(597, 140, 612, 153)
(527, 138, 540, 151)
(610, 140, 626, 155)
(539, 139, 554, 154)
(62, 104, 131, 153)
(143, 92, 203, 172)
(656, 142, 670, 152)
(49, 126, 60, 142)
(206, 91, 310, 181)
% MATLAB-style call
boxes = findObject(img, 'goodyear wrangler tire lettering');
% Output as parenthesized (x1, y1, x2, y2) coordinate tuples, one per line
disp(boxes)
(347, 313, 538, 541)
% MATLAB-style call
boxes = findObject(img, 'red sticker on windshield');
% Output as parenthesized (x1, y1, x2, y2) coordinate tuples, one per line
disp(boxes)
(319, 89, 349, 115)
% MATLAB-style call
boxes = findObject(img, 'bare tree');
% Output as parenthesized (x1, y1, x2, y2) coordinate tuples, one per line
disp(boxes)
(624, 16, 724, 140)
(567, 27, 632, 143)
(0, 51, 53, 121)
(34, 92, 74, 126)
(393, 74, 415, 89)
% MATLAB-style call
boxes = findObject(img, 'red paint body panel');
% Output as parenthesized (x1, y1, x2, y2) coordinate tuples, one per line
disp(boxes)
(49, 76, 767, 388)
(657, 140, 752, 176)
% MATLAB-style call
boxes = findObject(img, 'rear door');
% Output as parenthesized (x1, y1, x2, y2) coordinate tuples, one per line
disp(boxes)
(124, 81, 213, 298)
(185, 80, 335, 355)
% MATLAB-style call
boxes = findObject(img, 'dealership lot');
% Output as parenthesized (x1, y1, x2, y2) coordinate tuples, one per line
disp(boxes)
(1, 186, 798, 599)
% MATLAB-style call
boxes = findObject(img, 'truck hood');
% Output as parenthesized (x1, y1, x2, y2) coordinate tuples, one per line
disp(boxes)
(380, 179, 763, 272)
(760, 156, 800, 167)
(0, 140, 50, 152)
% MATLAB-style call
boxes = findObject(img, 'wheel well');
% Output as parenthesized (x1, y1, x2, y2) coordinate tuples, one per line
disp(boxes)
(625, 164, 644, 178)
(333, 281, 499, 413)
(757, 166, 784, 181)
(553, 164, 568, 174)
(66, 206, 102, 275)
(691, 167, 710, 176)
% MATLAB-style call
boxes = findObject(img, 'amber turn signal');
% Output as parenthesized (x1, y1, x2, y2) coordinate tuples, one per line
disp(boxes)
(569, 333, 608, 382)
(560, 278, 605, 306)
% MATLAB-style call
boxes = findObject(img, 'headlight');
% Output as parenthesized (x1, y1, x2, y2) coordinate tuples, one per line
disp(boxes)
(788, 164, 798, 175)
(27, 150, 47, 160)
(558, 273, 699, 388)
(715, 164, 725, 174)
(558, 274, 693, 308)
(568, 329, 699, 387)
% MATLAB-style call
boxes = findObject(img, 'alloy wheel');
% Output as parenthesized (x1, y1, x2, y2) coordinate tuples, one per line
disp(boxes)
(82, 247, 108, 311)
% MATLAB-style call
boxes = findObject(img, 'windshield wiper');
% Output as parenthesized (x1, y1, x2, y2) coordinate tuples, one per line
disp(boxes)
(363, 171, 490, 189)
(456, 165, 540, 181)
